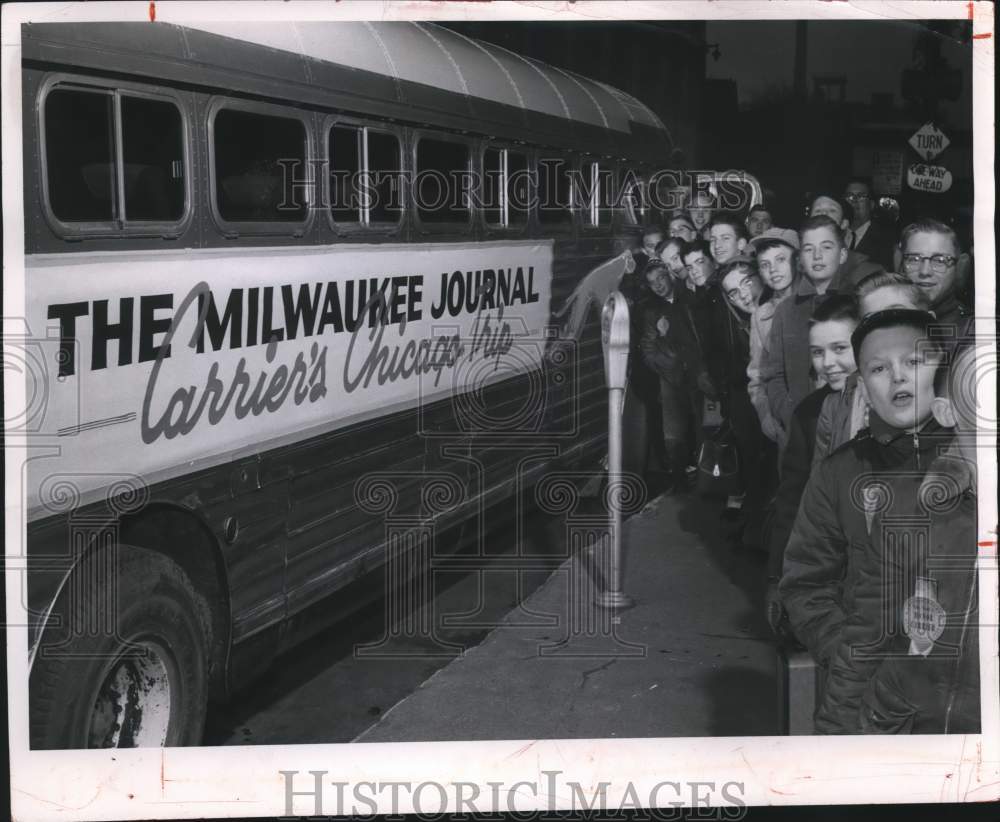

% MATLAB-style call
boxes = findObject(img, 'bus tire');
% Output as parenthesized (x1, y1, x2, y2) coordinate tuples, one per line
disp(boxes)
(29, 545, 210, 749)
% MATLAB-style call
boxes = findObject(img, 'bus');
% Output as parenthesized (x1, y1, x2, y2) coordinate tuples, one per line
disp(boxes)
(18, 20, 756, 749)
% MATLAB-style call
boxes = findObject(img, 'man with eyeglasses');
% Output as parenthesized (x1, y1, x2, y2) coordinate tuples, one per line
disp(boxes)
(898, 217, 971, 327)
(843, 178, 895, 270)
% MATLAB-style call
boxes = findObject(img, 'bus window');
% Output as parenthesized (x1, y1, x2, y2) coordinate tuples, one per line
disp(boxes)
(580, 160, 613, 228)
(214, 108, 307, 223)
(483, 148, 529, 229)
(621, 169, 646, 225)
(45, 88, 116, 222)
(329, 124, 361, 223)
(366, 130, 402, 224)
(44, 86, 186, 227)
(416, 137, 470, 224)
(538, 157, 572, 225)
(483, 147, 503, 225)
(507, 151, 529, 227)
(121, 96, 185, 222)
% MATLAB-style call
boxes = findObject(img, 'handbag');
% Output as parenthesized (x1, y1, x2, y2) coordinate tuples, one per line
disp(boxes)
(696, 423, 741, 497)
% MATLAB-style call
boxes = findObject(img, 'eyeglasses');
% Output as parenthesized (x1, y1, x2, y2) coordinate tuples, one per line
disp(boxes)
(725, 275, 757, 301)
(900, 253, 957, 274)
(844, 193, 870, 202)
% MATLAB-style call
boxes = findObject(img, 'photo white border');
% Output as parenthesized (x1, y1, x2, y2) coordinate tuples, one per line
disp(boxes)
(3, 2, 996, 819)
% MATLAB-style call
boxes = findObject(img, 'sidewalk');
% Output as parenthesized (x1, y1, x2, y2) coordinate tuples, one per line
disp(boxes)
(357, 491, 779, 741)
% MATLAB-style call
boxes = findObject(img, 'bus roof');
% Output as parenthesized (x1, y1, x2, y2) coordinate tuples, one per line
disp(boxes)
(22, 21, 673, 165)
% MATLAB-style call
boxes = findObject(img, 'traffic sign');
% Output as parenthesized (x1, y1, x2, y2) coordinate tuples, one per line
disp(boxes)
(907, 162, 953, 193)
(908, 122, 950, 161)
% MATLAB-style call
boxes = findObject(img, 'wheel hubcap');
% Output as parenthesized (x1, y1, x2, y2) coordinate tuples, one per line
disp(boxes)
(88, 642, 172, 748)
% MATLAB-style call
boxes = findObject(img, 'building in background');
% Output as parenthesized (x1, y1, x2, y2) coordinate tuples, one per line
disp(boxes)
(701, 19, 973, 243)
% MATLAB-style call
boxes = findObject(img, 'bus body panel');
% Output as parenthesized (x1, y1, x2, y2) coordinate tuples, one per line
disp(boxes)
(19, 21, 662, 705)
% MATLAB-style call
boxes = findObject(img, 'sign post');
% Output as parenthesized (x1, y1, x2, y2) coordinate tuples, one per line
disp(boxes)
(596, 291, 634, 610)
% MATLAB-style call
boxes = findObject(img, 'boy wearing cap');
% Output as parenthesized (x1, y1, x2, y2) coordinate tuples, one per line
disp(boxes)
(811, 274, 932, 467)
(747, 228, 799, 443)
(859, 341, 980, 733)
(779, 308, 950, 733)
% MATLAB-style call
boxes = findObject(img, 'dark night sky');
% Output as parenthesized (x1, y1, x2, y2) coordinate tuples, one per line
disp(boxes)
(706, 19, 972, 122)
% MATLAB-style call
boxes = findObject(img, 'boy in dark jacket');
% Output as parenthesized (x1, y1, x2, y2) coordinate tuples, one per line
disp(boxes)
(640, 261, 712, 490)
(779, 309, 950, 733)
(859, 341, 980, 733)
(681, 239, 726, 401)
(765, 295, 859, 627)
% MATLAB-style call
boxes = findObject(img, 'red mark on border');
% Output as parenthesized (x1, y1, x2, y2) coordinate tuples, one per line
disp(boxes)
(967, 1, 974, 20)
(978, 540, 996, 548)
(149, 1, 156, 22)
(972, 33, 992, 39)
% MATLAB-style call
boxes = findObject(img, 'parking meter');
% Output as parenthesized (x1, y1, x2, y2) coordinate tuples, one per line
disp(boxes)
(602, 291, 630, 393)
(597, 292, 634, 609)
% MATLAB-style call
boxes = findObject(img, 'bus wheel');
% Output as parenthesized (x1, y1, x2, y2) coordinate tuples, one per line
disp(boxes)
(30, 545, 210, 749)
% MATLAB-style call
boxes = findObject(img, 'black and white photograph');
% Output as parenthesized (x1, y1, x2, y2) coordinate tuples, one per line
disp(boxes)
(3, 1, 997, 818)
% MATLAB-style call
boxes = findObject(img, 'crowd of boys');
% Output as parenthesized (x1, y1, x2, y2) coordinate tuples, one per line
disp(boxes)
(621, 178, 980, 734)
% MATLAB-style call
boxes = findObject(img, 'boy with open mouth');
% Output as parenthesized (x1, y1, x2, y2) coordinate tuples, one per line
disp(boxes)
(779, 308, 950, 733)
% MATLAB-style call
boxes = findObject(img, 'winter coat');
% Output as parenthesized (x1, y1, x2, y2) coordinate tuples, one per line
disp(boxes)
(779, 411, 952, 733)
(748, 290, 791, 441)
(766, 385, 831, 578)
(857, 447, 980, 734)
(844, 249, 884, 285)
(812, 374, 868, 469)
(761, 259, 882, 444)
(719, 297, 753, 392)
(639, 295, 708, 390)
(683, 282, 727, 400)
(851, 221, 897, 272)
(929, 291, 971, 329)
(626, 295, 661, 404)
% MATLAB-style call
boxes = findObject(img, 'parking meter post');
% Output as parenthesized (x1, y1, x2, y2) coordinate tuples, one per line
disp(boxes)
(595, 292, 634, 611)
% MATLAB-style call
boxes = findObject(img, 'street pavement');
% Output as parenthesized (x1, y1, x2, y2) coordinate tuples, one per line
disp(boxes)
(358, 490, 778, 741)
